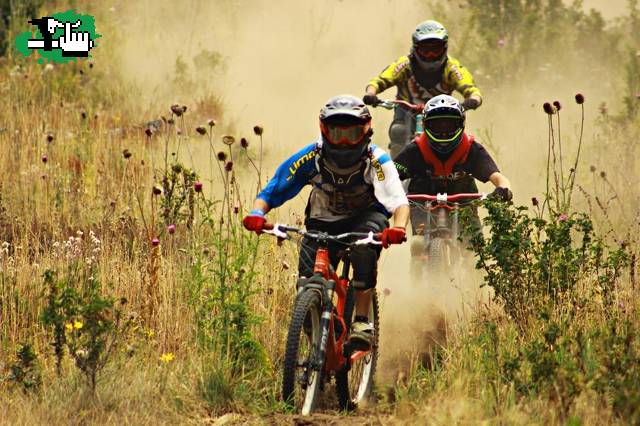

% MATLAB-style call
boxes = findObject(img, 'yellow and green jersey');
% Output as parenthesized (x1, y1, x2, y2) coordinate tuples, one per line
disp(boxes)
(367, 55, 481, 103)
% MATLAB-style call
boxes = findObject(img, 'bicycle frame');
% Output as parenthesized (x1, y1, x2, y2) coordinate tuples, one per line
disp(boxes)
(264, 224, 379, 377)
(310, 246, 370, 373)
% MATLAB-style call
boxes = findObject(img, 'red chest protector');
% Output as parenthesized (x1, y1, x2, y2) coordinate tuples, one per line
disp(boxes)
(414, 132, 474, 177)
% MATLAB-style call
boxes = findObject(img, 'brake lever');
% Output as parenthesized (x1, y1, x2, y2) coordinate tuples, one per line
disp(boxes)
(263, 223, 290, 240)
(354, 231, 382, 246)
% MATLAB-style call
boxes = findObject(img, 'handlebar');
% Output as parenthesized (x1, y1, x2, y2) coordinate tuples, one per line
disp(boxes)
(407, 193, 487, 203)
(263, 223, 382, 246)
(374, 99, 424, 113)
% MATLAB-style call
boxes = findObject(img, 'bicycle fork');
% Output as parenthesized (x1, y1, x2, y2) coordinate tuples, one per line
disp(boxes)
(314, 281, 335, 373)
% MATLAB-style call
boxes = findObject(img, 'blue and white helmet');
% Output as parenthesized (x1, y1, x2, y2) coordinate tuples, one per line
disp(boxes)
(422, 94, 465, 154)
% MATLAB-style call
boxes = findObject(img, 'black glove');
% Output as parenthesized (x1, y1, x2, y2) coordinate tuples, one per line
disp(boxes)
(363, 94, 380, 106)
(490, 187, 513, 202)
(462, 97, 481, 110)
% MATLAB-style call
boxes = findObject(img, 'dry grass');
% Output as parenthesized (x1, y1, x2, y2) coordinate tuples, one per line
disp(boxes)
(0, 2, 639, 425)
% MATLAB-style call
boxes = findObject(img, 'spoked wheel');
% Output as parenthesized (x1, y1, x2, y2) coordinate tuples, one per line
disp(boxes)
(427, 237, 449, 274)
(282, 290, 323, 415)
(336, 292, 379, 410)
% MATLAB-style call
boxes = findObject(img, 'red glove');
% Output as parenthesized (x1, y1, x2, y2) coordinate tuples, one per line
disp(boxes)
(380, 227, 406, 248)
(243, 209, 266, 234)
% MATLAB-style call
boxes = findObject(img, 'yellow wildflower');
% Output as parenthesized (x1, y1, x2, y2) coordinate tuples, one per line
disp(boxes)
(159, 353, 175, 363)
(65, 323, 73, 331)
(73, 320, 83, 330)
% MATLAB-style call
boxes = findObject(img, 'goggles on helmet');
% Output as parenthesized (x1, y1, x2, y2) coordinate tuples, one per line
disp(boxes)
(320, 121, 370, 147)
(424, 115, 463, 143)
(415, 40, 446, 60)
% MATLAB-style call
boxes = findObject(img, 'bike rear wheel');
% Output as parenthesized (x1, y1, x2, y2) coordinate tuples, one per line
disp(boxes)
(335, 292, 379, 410)
(282, 290, 323, 415)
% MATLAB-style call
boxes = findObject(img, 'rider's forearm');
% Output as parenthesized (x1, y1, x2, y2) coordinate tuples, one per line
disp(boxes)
(252, 198, 270, 214)
(391, 204, 410, 228)
(489, 172, 511, 190)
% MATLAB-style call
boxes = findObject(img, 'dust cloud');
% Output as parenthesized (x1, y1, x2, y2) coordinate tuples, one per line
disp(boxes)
(100, 0, 627, 381)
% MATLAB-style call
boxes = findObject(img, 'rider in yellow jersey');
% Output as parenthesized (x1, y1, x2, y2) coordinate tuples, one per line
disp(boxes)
(363, 20, 482, 158)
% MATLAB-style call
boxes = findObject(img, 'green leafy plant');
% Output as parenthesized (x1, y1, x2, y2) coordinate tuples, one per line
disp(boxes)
(40, 234, 132, 392)
(3, 343, 41, 392)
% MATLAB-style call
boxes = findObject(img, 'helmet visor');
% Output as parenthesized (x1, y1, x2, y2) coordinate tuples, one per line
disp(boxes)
(321, 122, 370, 147)
(424, 116, 463, 142)
(415, 40, 446, 60)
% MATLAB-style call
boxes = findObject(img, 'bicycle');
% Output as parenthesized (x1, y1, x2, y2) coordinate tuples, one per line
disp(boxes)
(374, 99, 425, 158)
(407, 193, 486, 276)
(262, 223, 383, 415)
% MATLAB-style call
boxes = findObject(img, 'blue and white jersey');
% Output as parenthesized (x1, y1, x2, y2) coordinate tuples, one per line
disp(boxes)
(257, 139, 408, 221)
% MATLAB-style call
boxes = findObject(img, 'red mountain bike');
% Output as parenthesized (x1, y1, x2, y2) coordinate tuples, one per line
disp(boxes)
(263, 223, 382, 415)
(407, 193, 485, 275)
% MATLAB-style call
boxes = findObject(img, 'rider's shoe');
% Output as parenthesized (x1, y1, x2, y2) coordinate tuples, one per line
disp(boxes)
(348, 321, 374, 351)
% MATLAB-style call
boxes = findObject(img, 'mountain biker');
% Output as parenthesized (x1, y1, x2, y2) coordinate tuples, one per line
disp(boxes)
(363, 20, 482, 158)
(393, 94, 511, 254)
(243, 95, 410, 350)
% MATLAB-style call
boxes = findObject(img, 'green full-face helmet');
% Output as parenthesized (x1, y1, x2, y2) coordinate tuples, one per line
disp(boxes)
(411, 20, 449, 72)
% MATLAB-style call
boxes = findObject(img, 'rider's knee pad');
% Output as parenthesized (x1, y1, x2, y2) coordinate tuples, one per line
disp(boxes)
(389, 122, 408, 148)
(410, 236, 425, 257)
(350, 246, 377, 289)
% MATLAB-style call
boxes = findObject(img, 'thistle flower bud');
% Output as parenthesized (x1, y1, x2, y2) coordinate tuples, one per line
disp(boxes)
(171, 164, 182, 173)
(167, 224, 176, 234)
(558, 214, 568, 222)
(531, 197, 539, 206)
(196, 126, 207, 135)
(253, 125, 264, 135)
(240, 137, 249, 148)
(145, 128, 153, 137)
(222, 135, 235, 145)
(194, 181, 203, 192)
(46, 133, 54, 143)
(151, 238, 160, 247)
(122, 149, 132, 159)
(217, 151, 227, 161)
(170, 104, 184, 116)
(225, 161, 234, 172)
(599, 171, 606, 178)
(383, 288, 391, 296)
(543, 102, 554, 115)
(41, 154, 48, 163)
(553, 101, 561, 111)
(233, 205, 239, 214)
(589, 165, 596, 172)
(152, 185, 162, 195)
(575, 93, 585, 104)
(176, 128, 183, 136)
(81, 111, 87, 120)
(167, 118, 175, 126)
(207, 118, 216, 127)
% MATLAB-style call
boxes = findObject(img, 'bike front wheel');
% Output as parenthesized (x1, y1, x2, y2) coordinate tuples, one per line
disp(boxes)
(282, 289, 323, 415)
(335, 291, 379, 410)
